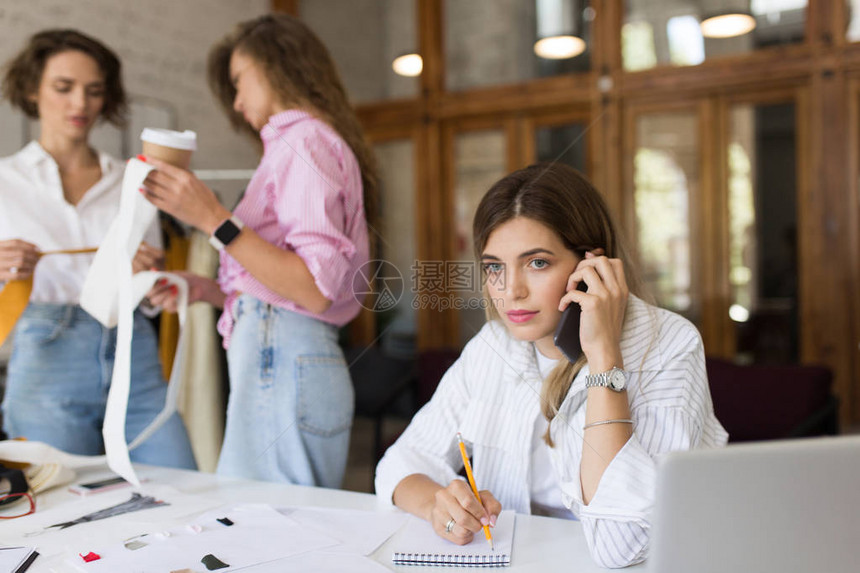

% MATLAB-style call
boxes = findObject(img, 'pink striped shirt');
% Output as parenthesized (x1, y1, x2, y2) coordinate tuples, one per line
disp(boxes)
(216, 110, 369, 348)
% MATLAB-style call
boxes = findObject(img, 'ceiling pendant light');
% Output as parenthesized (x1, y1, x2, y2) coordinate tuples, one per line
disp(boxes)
(534, 0, 586, 60)
(701, 11, 757, 39)
(392, 53, 423, 77)
(534, 35, 586, 59)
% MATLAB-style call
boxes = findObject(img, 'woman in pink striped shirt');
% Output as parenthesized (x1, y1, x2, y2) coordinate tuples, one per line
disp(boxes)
(141, 14, 376, 487)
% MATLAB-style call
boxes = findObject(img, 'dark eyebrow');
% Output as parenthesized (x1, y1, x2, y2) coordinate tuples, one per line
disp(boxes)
(480, 248, 555, 261)
(518, 248, 555, 258)
(51, 77, 105, 88)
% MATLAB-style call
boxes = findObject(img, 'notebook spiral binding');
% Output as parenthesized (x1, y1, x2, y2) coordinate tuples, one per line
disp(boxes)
(392, 551, 510, 567)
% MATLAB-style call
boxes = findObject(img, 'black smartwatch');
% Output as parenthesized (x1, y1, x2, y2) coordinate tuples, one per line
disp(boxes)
(209, 216, 244, 251)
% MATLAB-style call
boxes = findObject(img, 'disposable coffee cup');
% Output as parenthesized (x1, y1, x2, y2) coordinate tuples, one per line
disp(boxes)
(140, 128, 197, 169)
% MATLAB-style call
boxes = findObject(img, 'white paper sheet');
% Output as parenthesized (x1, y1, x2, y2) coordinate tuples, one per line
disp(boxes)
(246, 551, 392, 572)
(80, 159, 157, 329)
(67, 504, 341, 573)
(0, 485, 218, 539)
(79, 158, 192, 485)
(0, 546, 38, 573)
(281, 506, 407, 556)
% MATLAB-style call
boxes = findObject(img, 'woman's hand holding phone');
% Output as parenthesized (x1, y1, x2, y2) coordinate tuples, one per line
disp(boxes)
(558, 251, 629, 371)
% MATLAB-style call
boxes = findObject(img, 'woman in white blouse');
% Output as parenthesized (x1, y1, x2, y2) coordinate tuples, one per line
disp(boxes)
(375, 163, 727, 568)
(0, 29, 195, 468)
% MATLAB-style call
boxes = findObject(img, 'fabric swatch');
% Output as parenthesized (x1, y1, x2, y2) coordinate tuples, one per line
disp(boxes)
(201, 553, 229, 570)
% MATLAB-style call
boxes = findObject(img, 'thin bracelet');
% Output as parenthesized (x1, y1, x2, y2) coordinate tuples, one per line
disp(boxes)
(583, 419, 633, 430)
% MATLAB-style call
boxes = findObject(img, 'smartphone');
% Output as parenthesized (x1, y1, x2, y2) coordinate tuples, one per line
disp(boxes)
(68, 476, 133, 496)
(553, 281, 589, 362)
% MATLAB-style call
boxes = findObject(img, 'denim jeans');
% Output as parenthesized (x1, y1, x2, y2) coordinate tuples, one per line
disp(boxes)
(2, 304, 196, 470)
(216, 294, 353, 487)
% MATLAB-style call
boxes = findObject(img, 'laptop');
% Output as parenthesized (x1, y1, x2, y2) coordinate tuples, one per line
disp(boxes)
(649, 436, 860, 573)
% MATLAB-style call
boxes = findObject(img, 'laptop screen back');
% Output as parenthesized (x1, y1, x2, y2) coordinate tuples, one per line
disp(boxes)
(649, 436, 860, 573)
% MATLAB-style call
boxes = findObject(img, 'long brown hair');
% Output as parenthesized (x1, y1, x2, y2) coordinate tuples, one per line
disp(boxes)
(207, 14, 377, 223)
(2, 29, 126, 126)
(473, 163, 641, 445)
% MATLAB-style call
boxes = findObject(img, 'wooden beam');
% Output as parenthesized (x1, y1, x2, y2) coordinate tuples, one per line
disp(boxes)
(270, 0, 298, 15)
(356, 100, 424, 132)
(847, 77, 860, 423)
(619, 47, 813, 100)
(804, 67, 855, 426)
(436, 73, 593, 118)
(419, 0, 445, 98)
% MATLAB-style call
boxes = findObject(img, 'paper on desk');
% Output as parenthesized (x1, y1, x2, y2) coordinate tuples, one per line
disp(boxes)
(0, 546, 38, 573)
(246, 551, 392, 572)
(67, 504, 340, 573)
(0, 485, 221, 550)
(80, 159, 191, 486)
(281, 506, 407, 556)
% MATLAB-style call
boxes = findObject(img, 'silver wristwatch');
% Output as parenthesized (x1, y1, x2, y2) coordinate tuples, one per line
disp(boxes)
(584, 366, 628, 392)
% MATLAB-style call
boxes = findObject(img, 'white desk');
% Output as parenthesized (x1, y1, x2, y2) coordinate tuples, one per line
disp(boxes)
(1, 464, 645, 572)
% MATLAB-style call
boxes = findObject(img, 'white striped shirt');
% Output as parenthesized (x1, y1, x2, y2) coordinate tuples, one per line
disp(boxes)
(375, 295, 728, 568)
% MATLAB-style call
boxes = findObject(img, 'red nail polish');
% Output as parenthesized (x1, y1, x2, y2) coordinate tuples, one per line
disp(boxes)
(137, 154, 147, 162)
(170, 285, 178, 294)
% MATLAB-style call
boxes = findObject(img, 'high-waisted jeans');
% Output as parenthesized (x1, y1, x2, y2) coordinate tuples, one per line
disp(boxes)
(216, 294, 353, 487)
(2, 304, 196, 469)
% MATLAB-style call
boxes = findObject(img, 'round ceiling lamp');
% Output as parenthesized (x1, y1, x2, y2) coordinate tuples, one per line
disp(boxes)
(534, 35, 586, 59)
(392, 53, 423, 77)
(700, 12, 757, 39)
(534, 0, 586, 60)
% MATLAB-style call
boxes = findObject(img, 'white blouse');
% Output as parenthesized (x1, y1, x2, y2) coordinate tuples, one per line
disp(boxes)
(0, 142, 161, 304)
(375, 295, 729, 568)
(530, 349, 573, 519)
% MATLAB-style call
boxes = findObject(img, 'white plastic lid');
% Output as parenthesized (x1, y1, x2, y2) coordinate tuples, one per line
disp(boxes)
(140, 128, 197, 151)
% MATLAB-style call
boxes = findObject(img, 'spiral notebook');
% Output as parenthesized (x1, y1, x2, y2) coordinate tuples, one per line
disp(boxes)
(391, 510, 514, 567)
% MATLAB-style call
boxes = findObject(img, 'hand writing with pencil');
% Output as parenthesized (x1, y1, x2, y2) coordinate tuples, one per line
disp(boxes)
(391, 433, 502, 547)
(429, 476, 501, 546)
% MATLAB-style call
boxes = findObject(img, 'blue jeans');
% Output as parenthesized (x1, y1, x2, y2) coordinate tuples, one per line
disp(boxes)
(2, 304, 196, 470)
(217, 295, 353, 487)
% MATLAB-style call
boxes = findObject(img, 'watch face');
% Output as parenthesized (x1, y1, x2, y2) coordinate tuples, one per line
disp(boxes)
(609, 369, 626, 391)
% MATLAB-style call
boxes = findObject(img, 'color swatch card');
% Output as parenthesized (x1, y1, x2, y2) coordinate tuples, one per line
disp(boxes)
(68, 504, 340, 572)
(392, 509, 515, 567)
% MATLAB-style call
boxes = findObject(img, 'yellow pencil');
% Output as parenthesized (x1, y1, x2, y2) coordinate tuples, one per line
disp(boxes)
(456, 432, 494, 551)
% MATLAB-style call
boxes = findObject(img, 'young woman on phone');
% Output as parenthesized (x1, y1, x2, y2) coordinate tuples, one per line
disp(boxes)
(375, 163, 727, 568)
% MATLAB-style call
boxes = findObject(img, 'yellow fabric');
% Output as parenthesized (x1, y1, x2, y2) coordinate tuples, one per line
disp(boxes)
(0, 248, 97, 347)
(158, 230, 190, 381)
(0, 278, 34, 347)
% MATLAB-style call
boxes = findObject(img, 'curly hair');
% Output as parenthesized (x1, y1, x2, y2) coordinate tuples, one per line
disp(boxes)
(208, 14, 377, 225)
(2, 29, 127, 126)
